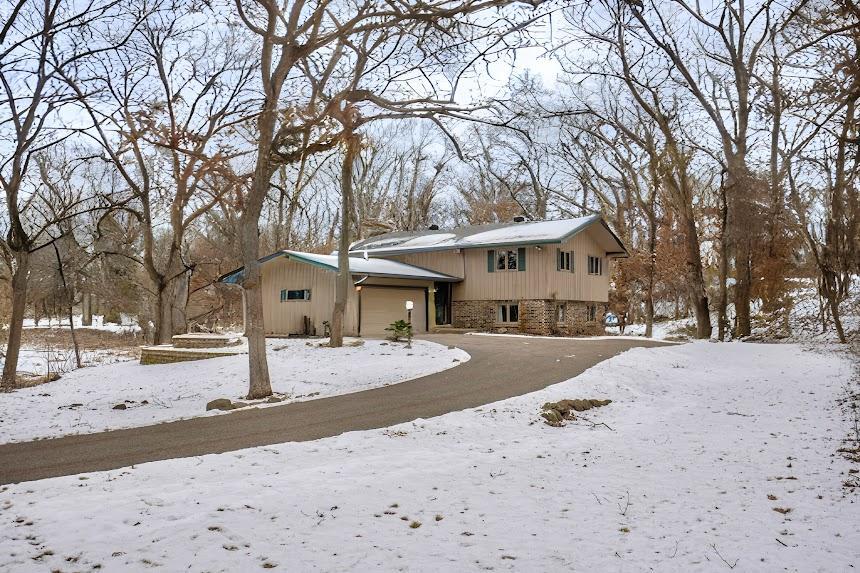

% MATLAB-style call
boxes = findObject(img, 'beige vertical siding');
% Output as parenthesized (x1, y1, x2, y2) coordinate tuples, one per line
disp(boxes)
(261, 258, 358, 336)
(451, 226, 613, 302)
(387, 251, 465, 278)
(385, 226, 613, 302)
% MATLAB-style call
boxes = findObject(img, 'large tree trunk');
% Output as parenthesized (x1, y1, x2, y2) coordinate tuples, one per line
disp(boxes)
(725, 158, 754, 337)
(330, 134, 360, 348)
(718, 181, 729, 341)
(1, 249, 30, 390)
(644, 212, 657, 338)
(682, 215, 712, 339)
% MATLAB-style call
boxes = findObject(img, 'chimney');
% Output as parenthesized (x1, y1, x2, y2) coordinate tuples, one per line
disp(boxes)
(513, 216, 526, 223)
(428, 224, 440, 230)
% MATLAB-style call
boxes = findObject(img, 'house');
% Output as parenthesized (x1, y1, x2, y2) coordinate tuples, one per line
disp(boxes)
(219, 215, 628, 338)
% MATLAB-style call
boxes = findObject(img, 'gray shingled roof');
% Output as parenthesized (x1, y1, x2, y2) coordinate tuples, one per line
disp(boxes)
(349, 215, 627, 256)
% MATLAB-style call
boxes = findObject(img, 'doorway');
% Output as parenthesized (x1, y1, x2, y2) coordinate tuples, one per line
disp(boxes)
(434, 282, 452, 326)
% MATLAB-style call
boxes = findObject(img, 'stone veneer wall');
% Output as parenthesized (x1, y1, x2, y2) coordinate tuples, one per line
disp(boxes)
(452, 299, 605, 336)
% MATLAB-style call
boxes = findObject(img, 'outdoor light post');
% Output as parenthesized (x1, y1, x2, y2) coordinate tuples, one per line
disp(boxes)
(405, 300, 414, 349)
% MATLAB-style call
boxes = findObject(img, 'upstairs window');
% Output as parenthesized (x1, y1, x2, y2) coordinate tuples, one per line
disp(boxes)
(557, 250, 573, 272)
(281, 289, 311, 302)
(487, 248, 526, 272)
(497, 249, 518, 271)
(588, 255, 603, 276)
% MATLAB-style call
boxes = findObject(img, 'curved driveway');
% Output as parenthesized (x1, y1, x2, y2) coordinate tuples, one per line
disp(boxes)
(0, 334, 671, 484)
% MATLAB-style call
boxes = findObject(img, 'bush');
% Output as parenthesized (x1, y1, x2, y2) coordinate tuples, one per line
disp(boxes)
(385, 319, 413, 342)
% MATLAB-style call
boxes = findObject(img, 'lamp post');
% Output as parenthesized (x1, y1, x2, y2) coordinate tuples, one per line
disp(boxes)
(405, 300, 414, 348)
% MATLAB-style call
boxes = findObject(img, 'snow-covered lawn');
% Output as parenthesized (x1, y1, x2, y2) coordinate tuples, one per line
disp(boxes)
(0, 338, 469, 443)
(1, 341, 857, 571)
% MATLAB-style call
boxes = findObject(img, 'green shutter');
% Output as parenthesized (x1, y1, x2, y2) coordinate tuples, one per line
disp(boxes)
(487, 250, 495, 272)
(556, 249, 562, 271)
(570, 251, 575, 273)
(517, 247, 526, 271)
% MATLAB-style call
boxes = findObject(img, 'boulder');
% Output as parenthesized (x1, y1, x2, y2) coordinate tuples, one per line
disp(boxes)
(206, 398, 235, 411)
(112, 403, 127, 410)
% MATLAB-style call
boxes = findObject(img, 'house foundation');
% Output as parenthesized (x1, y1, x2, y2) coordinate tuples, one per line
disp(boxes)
(452, 299, 605, 336)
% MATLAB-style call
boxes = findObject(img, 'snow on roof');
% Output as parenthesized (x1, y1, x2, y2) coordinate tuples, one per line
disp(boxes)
(218, 250, 462, 284)
(285, 251, 460, 281)
(350, 215, 613, 255)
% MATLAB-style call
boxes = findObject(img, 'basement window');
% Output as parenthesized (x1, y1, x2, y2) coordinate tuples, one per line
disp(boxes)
(497, 302, 519, 324)
(281, 289, 311, 302)
(587, 304, 597, 322)
(556, 303, 567, 322)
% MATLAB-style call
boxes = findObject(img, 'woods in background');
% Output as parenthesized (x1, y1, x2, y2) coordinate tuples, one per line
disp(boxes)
(1, 0, 858, 395)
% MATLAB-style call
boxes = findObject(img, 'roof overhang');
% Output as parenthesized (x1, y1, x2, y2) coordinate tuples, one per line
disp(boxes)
(218, 250, 462, 285)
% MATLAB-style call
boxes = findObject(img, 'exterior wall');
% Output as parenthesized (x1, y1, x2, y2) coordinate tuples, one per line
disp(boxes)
(387, 251, 464, 278)
(452, 299, 606, 336)
(387, 225, 612, 303)
(261, 258, 436, 337)
(261, 258, 359, 336)
(455, 229, 612, 302)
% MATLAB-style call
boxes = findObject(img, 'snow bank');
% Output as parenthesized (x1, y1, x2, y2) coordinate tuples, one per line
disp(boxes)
(0, 338, 469, 443)
(0, 341, 855, 571)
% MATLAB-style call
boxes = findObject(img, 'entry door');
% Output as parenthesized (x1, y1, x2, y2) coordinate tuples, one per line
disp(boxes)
(434, 282, 452, 325)
(360, 287, 427, 337)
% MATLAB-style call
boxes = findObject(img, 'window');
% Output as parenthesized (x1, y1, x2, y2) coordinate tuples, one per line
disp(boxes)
(496, 249, 518, 271)
(588, 255, 603, 275)
(280, 289, 311, 302)
(488, 248, 525, 272)
(556, 303, 566, 322)
(497, 302, 519, 324)
(587, 304, 597, 322)
(557, 250, 573, 272)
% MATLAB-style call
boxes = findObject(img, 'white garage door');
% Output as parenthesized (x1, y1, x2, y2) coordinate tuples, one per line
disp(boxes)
(361, 287, 427, 338)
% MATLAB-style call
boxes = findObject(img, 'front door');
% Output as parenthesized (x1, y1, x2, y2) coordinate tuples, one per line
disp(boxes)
(434, 282, 452, 326)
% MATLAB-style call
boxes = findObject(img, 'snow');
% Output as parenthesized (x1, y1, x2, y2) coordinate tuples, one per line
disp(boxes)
(1, 341, 856, 571)
(351, 216, 599, 253)
(20, 315, 141, 334)
(276, 251, 460, 280)
(467, 331, 683, 343)
(0, 338, 469, 443)
(457, 217, 595, 245)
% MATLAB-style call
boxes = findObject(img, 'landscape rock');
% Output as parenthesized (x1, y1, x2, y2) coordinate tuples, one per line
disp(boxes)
(112, 403, 127, 410)
(205, 398, 234, 411)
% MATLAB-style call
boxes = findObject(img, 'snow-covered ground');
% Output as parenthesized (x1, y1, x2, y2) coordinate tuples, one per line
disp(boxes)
(1, 341, 856, 571)
(20, 314, 141, 333)
(0, 338, 469, 443)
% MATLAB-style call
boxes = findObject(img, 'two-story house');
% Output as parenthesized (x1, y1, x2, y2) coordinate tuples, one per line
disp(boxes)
(219, 215, 627, 337)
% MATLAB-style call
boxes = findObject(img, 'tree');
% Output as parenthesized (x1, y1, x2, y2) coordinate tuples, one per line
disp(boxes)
(233, 0, 544, 391)
(0, 0, 133, 389)
(65, 1, 256, 344)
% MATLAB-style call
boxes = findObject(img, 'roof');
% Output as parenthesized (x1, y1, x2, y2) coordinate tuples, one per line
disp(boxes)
(349, 215, 628, 256)
(219, 250, 462, 284)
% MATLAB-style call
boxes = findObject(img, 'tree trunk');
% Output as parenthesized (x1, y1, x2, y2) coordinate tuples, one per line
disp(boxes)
(330, 134, 360, 348)
(53, 241, 81, 369)
(82, 293, 92, 326)
(1, 250, 30, 390)
(718, 179, 729, 341)
(725, 158, 754, 337)
(644, 213, 657, 338)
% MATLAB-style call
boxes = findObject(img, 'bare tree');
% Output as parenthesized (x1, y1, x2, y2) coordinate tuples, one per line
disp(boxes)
(0, 0, 134, 389)
(65, 2, 257, 343)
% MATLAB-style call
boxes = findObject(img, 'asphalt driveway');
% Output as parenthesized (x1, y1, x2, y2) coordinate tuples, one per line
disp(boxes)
(0, 334, 671, 484)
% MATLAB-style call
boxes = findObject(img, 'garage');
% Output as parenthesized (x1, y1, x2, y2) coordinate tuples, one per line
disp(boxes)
(360, 286, 427, 338)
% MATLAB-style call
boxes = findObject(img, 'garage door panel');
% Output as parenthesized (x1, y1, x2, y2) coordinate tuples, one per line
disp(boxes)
(361, 287, 426, 337)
